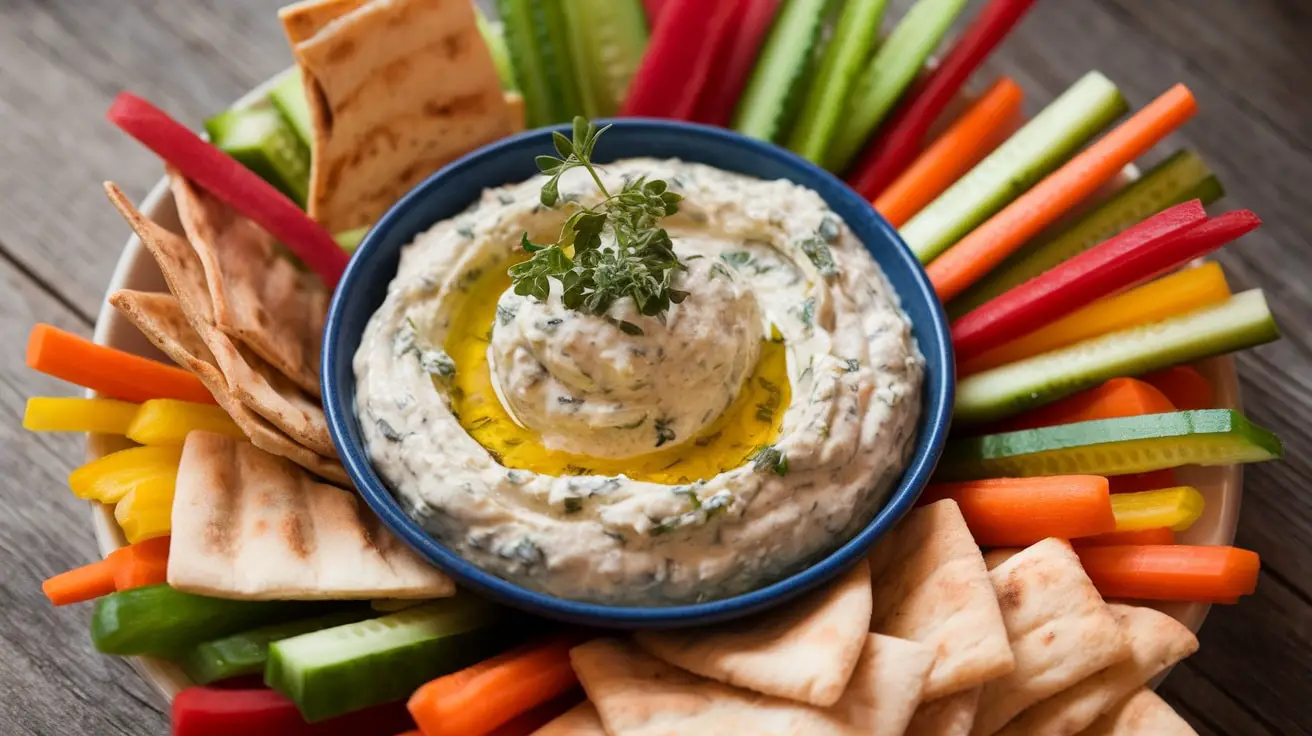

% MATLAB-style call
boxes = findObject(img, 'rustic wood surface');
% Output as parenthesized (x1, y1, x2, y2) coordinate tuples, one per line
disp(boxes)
(0, 0, 1308, 733)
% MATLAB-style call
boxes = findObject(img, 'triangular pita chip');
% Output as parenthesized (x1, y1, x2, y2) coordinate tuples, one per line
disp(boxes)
(971, 538, 1132, 736)
(279, 0, 369, 44)
(532, 702, 608, 736)
(110, 289, 349, 486)
(867, 500, 1014, 699)
(171, 174, 327, 397)
(106, 182, 336, 458)
(996, 604, 1198, 736)
(168, 431, 452, 599)
(634, 558, 874, 707)
(830, 634, 935, 736)
(905, 688, 981, 736)
(285, 0, 516, 232)
(1082, 689, 1198, 736)
(984, 548, 1021, 570)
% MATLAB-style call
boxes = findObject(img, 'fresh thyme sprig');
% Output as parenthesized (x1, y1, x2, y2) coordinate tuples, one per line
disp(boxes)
(509, 117, 686, 333)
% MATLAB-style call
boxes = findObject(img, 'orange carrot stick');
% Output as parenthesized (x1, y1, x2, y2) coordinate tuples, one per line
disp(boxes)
(42, 558, 118, 606)
(875, 78, 1024, 228)
(26, 324, 215, 405)
(919, 475, 1115, 547)
(927, 84, 1199, 301)
(112, 536, 171, 590)
(42, 536, 170, 606)
(1075, 545, 1259, 603)
(989, 378, 1176, 433)
(1142, 365, 1214, 411)
(1073, 527, 1175, 547)
(408, 636, 583, 736)
(1107, 469, 1179, 495)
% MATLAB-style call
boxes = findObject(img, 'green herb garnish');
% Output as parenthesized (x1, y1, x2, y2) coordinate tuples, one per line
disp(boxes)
(509, 118, 686, 333)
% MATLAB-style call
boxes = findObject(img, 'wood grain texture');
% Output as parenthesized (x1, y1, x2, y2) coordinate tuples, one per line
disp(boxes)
(1, 0, 1309, 734)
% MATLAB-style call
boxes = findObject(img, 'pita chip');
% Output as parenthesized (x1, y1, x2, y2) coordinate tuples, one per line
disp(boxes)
(971, 539, 1132, 736)
(285, 0, 516, 232)
(634, 558, 874, 707)
(168, 431, 452, 599)
(171, 174, 327, 397)
(533, 702, 608, 736)
(984, 548, 1021, 570)
(1082, 689, 1198, 736)
(905, 688, 981, 736)
(106, 182, 336, 458)
(829, 633, 935, 736)
(867, 499, 1014, 700)
(996, 604, 1198, 736)
(110, 289, 349, 486)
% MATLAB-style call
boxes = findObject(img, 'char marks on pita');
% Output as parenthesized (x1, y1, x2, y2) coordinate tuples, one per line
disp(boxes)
(168, 431, 453, 600)
(1082, 689, 1199, 736)
(634, 558, 874, 707)
(971, 538, 1132, 736)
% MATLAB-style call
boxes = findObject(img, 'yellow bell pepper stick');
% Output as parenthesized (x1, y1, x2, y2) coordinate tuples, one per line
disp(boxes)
(1111, 486, 1205, 533)
(961, 262, 1232, 375)
(68, 446, 183, 503)
(23, 397, 139, 434)
(115, 480, 176, 543)
(125, 399, 243, 446)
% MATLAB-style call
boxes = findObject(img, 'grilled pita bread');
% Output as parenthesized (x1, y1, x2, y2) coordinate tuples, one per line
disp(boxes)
(995, 604, 1198, 736)
(533, 702, 608, 736)
(866, 500, 1015, 700)
(284, 0, 516, 232)
(905, 688, 981, 736)
(634, 558, 874, 707)
(1082, 689, 1198, 736)
(168, 431, 452, 599)
(971, 539, 1132, 736)
(171, 174, 327, 397)
(106, 182, 336, 458)
(109, 289, 349, 486)
(830, 634, 935, 736)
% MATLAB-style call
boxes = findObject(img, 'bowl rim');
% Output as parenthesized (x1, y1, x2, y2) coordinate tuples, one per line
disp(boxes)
(321, 118, 956, 627)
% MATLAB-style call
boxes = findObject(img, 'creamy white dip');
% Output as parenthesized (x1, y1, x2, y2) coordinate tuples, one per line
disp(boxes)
(355, 158, 924, 605)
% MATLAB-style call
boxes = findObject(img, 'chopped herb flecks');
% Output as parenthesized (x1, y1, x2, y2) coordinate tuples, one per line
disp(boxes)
(655, 416, 676, 447)
(800, 237, 839, 278)
(751, 445, 789, 476)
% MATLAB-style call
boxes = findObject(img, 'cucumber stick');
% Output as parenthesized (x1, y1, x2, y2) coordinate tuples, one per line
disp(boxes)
(497, 0, 581, 127)
(956, 289, 1280, 424)
(205, 104, 310, 206)
(334, 226, 369, 254)
(180, 610, 374, 685)
(476, 8, 519, 91)
(91, 584, 326, 657)
(734, 0, 832, 142)
(269, 68, 313, 147)
(562, 0, 648, 118)
(787, 0, 887, 163)
(948, 150, 1224, 318)
(939, 409, 1283, 481)
(825, 0, 968, 171)
(266, 596, 508, 722)
(903, 71, 1128, 263)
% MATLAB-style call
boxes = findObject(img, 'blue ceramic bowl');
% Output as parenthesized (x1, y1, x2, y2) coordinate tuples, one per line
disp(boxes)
(322, 119, 954, 628)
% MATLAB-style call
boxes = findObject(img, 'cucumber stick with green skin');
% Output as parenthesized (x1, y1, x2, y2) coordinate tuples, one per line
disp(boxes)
(497, 0, 581, 127)
(562, 0, 648, 118)
(904, 71, 1128, 263)
(734, 0, 832, 142)
(948, 150, 1225, 318)
(269, 68, 313, 148)
(266, 596, 508, 722)
(825, 0, 968, 171)
(180, 610, 374, 685)
(955, 289, 1280, 425)
(205, 104, 311, 206)
(787, 0, 887, 163)
(91, 584, 327, 657)
(939, 409, 1283, 481)
(476, 8, 519, 91)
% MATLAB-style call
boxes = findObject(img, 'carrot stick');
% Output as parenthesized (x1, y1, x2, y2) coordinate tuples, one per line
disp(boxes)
(42, 536, 171, 606)
(1075, 545, 1260, 603)
(875, 78, 1024, 228)
(1073, 527, 1175, 547)
(408, 636, 582, 736)
(26, 324, 215, 405)
(927, 84, 1199, 301)
(1107, 469, 1178, 494)
(42, 558, 117, 606)
(918, 475, 1115, 547)
(1142, 365, 1214, 411)
(989, 378, 1176, 433)
(960, 262, 1232, 375)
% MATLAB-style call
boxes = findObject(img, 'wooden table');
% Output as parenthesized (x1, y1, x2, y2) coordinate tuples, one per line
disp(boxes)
(1, 0, 1308, 733)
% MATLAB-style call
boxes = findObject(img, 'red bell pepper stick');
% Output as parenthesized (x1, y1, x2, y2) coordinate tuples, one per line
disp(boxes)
(643, 0, 668, 26)
(621, 0, 742, 120)
(172, 687, 414, 736)
(847, 0, 1039, 198)
(951, 201, 1262, 362)
(693, 0, 784, 127)
(1074, 545, 1260, 603)
(106, 92, 347, 290)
